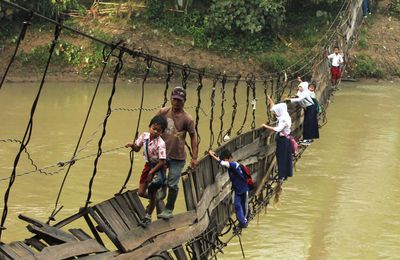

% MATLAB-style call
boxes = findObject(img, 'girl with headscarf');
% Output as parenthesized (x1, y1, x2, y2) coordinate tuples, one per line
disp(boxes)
(262, 96, 293, 181)
(286, 78, 319, 145)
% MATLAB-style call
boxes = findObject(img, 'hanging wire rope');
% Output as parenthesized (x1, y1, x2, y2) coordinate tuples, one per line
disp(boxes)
(225, 74, 241, 140)
(208, 74, 219, 151)
(162, 63, 173, 107)
(85, 49, 125, 208)
(217, 73, 227, 146)
(0, 145, 126, 182)
(236, 73, 252, 135)
(181, 64, 190, 89)
(263, 79, 272, 123)
(194, 72, 204, 150)
(0, 11, 32, 90)
(0, 18, 62, 240)
(47, 42, 121, 222)
(250, 73, 257, 129)
(0, 138, 46, 175)
(118, 57, 152, 194)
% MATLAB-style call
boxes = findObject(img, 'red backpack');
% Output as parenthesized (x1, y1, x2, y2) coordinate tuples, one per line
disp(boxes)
(239, 164, 254, 190)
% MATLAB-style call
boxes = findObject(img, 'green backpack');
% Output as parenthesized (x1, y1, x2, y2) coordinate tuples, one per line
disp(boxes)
(312, 98, 323, 114)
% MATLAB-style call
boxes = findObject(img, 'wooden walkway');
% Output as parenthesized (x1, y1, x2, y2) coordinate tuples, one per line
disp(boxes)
(0, 0, 365, 259)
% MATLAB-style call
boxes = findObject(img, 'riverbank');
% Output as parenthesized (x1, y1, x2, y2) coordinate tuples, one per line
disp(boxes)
(1, 1, 399, 82)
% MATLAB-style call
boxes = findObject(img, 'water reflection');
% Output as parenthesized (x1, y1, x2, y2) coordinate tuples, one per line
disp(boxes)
(219, 82, 400, 259)
(1, 81, 399, 259)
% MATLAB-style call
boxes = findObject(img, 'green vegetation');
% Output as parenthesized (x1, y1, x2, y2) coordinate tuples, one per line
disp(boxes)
(357, 28, 368, 49)
(4, 0, 393, 79)
(18, 40, 104, 75)
(353, 54, 384, 78)
(145, 1, 340, 53)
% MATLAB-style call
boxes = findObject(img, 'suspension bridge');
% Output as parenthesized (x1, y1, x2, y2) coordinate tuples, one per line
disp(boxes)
(0, 0, 365, 259)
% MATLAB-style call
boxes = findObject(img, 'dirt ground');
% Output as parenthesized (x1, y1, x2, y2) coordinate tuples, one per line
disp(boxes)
(350, 0, 400, 79)
(1, 1, 400, 82)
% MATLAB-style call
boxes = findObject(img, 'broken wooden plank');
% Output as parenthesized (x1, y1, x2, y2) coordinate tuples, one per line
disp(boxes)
(24, 222, 77, 245)
(94, 201, 129, 235)
(182, 175, 195, 211)
(114, 194, 140, 227)
(125, 191, 146, 219)
(0, 242, 35, 259)
(83, 214, 105, 246)
(117, 210, 196, 252)
(19, 239, 107, 260)
(87, 207, 121, 250)
(109, 198, 137, 230)
(69, 228, 92, 241)
(76, 251, 118, 259)
(24, 237, 47, 251)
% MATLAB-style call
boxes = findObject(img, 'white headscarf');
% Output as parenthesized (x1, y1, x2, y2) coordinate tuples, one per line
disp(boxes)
(297, 81, 310, 96)
(271, 103, 292, 135)
(292, 81, 314, 107)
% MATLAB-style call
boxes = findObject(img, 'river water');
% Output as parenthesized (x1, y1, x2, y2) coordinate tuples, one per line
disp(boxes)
(0, 80, 399, 258)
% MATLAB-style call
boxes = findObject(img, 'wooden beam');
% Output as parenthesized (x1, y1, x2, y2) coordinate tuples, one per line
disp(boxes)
(19, 239, 107, 260)
(117, 210, 196, 252)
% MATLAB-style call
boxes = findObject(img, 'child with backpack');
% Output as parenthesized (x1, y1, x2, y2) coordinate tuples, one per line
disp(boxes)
(209, 149, 250, 229)
(126, 115, 168, 226)
(285, 78, 319, 145)
(262, 95, 294, 181)
(308, 82, 323, 114)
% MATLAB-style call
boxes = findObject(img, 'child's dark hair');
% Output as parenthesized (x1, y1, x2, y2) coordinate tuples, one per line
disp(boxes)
(219, 149, 232, 160)
(149, 115, 168, 132)
(309, 81, 317, 88)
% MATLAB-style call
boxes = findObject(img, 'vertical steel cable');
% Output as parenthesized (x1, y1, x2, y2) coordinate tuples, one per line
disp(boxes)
(85, 49, 125, 207)
(0, 19, 62, 240)
(236, 73, 252, 135)
(225, 74, 241, 140)
(181, 64, 190, 89)
(118, 57, 152, 194)
(217, 73, 227, 145)
(194, 72, 204, 150)
(162, 63, 173, 107)
(263, 79, 272, 123)
(250, 74, 256, 129)
(208, 75, 219, 151)
(275, 73, 282, 100)
(0, 11, 33, 90)
(48, 42, 121, 222)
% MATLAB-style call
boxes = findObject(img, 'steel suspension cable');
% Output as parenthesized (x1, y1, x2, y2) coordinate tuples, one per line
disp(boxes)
(194, 72, 204, 151)
(208, 75, 219, 151)
(181, 64, 190, 89)
(0, 11, 32, 90)
(236, 74, 252, 135)
(217, 74, 227, 146)
(85, 49, 125, 207)
(48, 42, 121, 222)
(264, 79, 272, 123)
(118, 57, 152, 194)
(0, 19, 62, 240)
(250, 74, 256, 129)
(162, 63, 173, 107)
(225, 74, 241, 140)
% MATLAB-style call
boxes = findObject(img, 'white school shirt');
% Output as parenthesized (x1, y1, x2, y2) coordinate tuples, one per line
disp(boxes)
(273, 118, 291, 136)
(328, 53, 343, 67)
(270, 103, 291, 136)
(290, 91, 314, 108)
